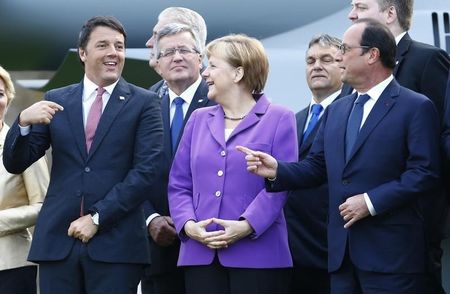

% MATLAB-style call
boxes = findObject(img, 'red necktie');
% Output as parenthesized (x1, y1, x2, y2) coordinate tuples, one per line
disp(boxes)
(85, 87, 105, 152)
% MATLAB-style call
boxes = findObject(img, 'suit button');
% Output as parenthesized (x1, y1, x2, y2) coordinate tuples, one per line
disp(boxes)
(84, 167, 91, 173)
(220, 150, 226, 157)
(215, 191, 221, 197)
(342, 179, 350, 185)
(217, 170, 224, 177)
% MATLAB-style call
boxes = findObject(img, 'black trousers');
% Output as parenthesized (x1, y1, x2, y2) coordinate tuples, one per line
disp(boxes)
(289, 266, 330, 294)
(184, 256, 290, 294)
(39, 241, 143, 294)
(141, 267, 185, 294)
(0, 266, 37, 294)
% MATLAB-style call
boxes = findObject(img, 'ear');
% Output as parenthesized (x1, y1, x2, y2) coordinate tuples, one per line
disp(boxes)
(234, 66, 244, 83)
(367, 47, 380, 65)
(79, 48, 87, 63)
(385, 5, 397, 25)
(198, 54, 203, 70)
(155, 60, 163, 76)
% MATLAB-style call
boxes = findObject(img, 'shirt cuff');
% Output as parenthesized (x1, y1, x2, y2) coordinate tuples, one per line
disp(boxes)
(146, 213, 161, 226)
(19, 124, 31, 136)
(363, 193, 377, 216)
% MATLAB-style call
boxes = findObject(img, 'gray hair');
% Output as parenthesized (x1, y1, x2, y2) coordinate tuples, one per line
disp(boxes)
(308, 33, 342, 50)
(155, 23, 202, 58)
(159, 7, 207, 53)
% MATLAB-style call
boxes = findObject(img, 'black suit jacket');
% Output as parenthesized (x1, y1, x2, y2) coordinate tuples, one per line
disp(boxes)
(144, 79, 215, 275)
(396, 34, 450, 240)
(394, 33, 450, 118)
(284, 89, 350, 269)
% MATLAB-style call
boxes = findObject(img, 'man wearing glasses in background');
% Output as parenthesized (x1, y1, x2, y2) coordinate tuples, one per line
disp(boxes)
(141, 22, 214, 294)
(239, 19, 441, 293)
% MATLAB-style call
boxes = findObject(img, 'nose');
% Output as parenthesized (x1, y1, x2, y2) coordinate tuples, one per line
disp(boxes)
(312, 59, 323, 70)
(202, 67, 210, 78)
(145, 36, 154, 48)
(348, 8, 358, 21)
(172, 49, 184, 61)
(334, 50, 343, 62)
(106, 44, 118, 56)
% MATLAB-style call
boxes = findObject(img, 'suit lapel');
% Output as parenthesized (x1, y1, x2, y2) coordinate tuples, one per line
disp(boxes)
(206, 106, 226, 149)
(185, 80, 209, 119)
(87, 79, 131, 159)
(65, 82, 88, 159)
(172, 80, 210, 154)
(338, 93, 358, 164)
(161, 95, 172, 158)
(346, 81, 398, 162)
(227, 95, 270, 142)
(296, 108, 309, 156)
(394, 33, 411, 76)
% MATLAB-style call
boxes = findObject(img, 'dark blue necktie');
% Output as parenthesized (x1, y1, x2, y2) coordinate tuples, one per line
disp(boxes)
(171, 97, 184, 153)
(302, 104, 323, 144)
(345, 94, 370, 161)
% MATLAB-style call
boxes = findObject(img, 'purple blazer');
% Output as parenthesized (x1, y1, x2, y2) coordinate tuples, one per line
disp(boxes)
(168, 94, 298, 268)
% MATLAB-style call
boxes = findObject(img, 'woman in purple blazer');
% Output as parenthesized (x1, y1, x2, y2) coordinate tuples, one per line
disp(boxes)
(168, 34, 298, 294)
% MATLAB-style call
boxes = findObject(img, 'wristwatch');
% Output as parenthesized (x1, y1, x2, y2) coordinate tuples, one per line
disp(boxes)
(90, 212, 99, 226)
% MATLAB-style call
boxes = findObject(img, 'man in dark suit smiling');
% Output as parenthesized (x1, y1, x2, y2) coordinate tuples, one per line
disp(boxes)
(3, 16, 163, 294)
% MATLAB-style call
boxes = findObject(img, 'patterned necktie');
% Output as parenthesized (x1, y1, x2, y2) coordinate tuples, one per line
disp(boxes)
(85, 87, 105, 153)
(345, 94, 370, 160)
(171, 97, 184, 153)
(302, 104, 323, 144)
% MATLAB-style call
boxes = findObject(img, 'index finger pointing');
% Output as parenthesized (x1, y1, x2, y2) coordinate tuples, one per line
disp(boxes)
(46, 101, 64, 111)
(236, 145, 256, 155)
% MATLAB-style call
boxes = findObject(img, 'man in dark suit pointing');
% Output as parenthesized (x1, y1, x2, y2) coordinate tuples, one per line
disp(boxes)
(348, 2, 450, 292)
(3, 16, 163, 293)
(239, 19, 441, 293)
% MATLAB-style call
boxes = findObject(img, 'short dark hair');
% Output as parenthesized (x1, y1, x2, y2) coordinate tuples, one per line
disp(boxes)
(78, 16, 126, 50)
(356, 18, 396, 69)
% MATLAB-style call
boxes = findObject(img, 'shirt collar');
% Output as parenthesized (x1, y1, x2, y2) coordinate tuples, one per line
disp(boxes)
(395, 31, 407, 45)
(168, 76, 202, 105)
(82, 75, 119, 101)
(359, 75, 394, 102)
(308, 89, 341, 112)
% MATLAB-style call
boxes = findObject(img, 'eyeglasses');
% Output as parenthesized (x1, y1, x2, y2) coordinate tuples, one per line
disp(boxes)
(158, 47, 200, 59)
(338, 44, 371, 55)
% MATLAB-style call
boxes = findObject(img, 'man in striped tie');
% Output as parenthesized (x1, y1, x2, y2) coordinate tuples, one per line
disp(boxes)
(3, 16, 163, 293)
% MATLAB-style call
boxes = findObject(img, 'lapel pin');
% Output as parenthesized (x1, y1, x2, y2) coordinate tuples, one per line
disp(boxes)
(395, 60, 399, 65)
(198, 99, 204, 103)
(119, 96, 125, 101)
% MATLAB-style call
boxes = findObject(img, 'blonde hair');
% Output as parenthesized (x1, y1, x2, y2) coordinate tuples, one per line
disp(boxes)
(206, 34, 269, 93)
(0, 65, 15, 106)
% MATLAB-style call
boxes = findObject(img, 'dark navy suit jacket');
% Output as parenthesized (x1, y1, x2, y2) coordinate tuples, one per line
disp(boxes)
(270, 80, 441, 273)
(3, 78, 163, 264)
(284, 88, 351, 270)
